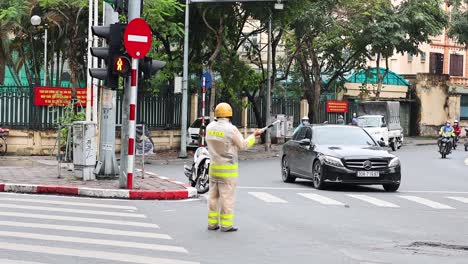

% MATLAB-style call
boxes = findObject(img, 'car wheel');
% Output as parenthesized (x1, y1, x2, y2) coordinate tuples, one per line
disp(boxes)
(281, 156, 296, 183)
(312, 160, 327, 190)
(383, 183, 400, 192)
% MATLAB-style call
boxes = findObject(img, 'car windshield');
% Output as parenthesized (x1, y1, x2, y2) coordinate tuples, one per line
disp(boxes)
(358, 116, 381, 128)
(313, 126, 376, 146)
(190, 118, 210, 128)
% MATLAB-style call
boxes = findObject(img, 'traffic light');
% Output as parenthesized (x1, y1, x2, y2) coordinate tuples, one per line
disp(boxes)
(113, 55, 131, 76)
(139, 57, 166, 80)
(89, 23, 126, 89)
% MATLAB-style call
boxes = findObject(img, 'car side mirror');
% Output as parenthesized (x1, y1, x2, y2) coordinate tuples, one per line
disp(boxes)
(299, 138, 311, 146)
(378, 140, 386, 147)
(381, 123, 387, 128)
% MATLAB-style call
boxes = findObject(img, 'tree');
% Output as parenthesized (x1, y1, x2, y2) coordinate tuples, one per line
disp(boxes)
(363, 0, 447, 99)
(39, 0, 88, 97)
(449, 0, 468, 46)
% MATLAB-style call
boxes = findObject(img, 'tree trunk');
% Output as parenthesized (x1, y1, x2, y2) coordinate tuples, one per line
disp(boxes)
(375, 55, 390, 100)
(0, 50, 5, 84)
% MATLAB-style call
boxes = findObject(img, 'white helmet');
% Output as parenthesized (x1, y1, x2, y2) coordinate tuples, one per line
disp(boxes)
(302, 116, 309, 120)
(454, 120, 459, 124)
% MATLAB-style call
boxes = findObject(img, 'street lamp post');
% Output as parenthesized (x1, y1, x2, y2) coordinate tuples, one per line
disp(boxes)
(31, 15, 48, 86)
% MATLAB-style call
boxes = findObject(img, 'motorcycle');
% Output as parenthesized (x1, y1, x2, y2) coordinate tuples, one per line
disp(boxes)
(184, 147, 210, 194)
(438, 134, 452, 159)
(464, 128, 468, 152)
(453, 135, 459, 150)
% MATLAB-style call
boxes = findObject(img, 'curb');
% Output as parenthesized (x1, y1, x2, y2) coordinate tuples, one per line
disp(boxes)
(0, 171, 198, 200)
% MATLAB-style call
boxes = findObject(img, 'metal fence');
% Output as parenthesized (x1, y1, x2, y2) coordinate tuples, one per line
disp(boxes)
(0, 86, 304, 130)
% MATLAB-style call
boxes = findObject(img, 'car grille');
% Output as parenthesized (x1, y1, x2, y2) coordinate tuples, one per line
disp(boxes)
(344, 159, 388, 170)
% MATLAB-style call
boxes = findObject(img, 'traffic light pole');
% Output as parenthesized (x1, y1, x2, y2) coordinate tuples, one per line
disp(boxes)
(94, 2, 120, 178)
(120, 0, 142, 189)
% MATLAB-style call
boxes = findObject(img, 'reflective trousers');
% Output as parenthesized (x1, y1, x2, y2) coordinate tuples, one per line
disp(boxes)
(207, 176, 238, 230)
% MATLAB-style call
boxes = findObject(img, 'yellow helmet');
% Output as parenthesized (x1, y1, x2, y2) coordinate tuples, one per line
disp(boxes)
(215, 102, 233, 118)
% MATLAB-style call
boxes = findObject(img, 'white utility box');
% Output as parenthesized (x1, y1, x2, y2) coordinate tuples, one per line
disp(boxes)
(73, 121, 97, 180)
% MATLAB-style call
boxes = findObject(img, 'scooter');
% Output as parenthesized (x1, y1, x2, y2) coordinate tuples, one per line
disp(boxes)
(438, 134, 452, 159)
(453, 135, 459, 150)
(184, 147, 210, 194)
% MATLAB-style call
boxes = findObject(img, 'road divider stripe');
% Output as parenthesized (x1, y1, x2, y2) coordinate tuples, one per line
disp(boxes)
(0, 197, 137, 210)
(298, 193, 344, 205)
(399, 196, 454, 209)
(0, 211, 159, 228)
(447, 197, 468, 204)
(0, 221, 171, 239)
(347, 194, 399, 208)
(0, 242, 199, 264)
(0, 203, 145, 218)
(248, 192, 288, 203)
(0, 231, 188, 253)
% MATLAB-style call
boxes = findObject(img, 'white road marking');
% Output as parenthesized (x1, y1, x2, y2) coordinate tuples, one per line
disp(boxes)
(0, 211, 159, 228)
(0, 192, 136, 202)
(0, 197, 137, 210)
(0, 203, 145, 218)
(465, 158, 468, 166)
(447, 196, 468, 204)
(0, 259, 47, 264)
(298, 193, 344, 205)
(347, 194, 399, 208)
(240, 186, 314, 190)
(248, 192, 288, 203)
(399, 196, 454, 209)
(127, 35, 148, 43)
(0, 221, 171, 240)
(0, 231, 187, 253)
(0, 242, 199, 264)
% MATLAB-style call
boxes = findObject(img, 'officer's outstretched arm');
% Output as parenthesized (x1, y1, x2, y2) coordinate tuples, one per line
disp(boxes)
(232, 126, 256, 151)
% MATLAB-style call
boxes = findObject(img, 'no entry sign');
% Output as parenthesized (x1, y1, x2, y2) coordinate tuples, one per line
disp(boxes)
(124, 18, 152, 59)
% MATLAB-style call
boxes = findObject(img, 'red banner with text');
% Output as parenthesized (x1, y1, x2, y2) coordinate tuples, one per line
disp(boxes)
(34, 86, 91, 106)
(326, 100, 349, 113)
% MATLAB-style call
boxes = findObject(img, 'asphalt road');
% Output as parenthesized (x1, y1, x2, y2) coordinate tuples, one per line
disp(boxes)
(0, 145, 467, 264)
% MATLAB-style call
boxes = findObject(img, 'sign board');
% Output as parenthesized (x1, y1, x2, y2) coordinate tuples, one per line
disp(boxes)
(174, 76, 182, 94)
(124, 18, 152, 59)
(326, 100, 348, 113)
(201, 72, 212, 90)
(34, 86, 91, 106)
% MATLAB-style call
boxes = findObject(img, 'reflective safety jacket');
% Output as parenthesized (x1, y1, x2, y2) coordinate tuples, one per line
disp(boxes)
(439, 126, 454, 137)
(205, 118, 256, 178)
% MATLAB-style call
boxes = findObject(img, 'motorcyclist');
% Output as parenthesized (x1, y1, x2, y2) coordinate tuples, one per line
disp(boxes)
(351, 113, 358, 126)
(293, 116, 310, 136)
(438, 120, 455, 151)
(453, 120, 462, 139)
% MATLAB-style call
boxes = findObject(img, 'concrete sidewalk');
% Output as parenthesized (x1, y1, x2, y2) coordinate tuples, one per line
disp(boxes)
(0, 157, 196, 200)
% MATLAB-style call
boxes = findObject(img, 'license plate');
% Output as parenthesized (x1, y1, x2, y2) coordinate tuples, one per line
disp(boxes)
(357, 171, 380, 177)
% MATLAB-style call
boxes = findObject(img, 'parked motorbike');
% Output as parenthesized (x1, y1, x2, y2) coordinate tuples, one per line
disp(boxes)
(184, 147, 210, 194)
(464, 128, 468, 152)
(438, 134, 452, 159)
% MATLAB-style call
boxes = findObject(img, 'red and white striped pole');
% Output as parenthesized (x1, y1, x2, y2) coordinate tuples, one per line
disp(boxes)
(127, 58, 139, 189)
(201, 77, 206, 146)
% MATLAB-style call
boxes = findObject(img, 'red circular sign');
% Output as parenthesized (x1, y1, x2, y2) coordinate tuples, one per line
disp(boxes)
(124, 18, 152, 59)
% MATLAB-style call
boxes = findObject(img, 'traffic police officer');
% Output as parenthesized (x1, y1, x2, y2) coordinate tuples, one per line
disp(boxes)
(205, 102, 263, 232)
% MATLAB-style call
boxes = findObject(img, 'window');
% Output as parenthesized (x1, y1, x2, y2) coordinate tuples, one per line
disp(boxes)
(313, 126, 376, 146)
(294, 127, 309, 141)
(430, 52, 444, 75)
(461, 95, 468, 120)
(450, 54, 464, 77)
(407, 53, 413, 62)
(421, 52, 427, 63)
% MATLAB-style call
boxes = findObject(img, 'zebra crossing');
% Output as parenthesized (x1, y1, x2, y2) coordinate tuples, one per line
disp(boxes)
(0, 193, 199, 264)
(244, 191, 468, 210)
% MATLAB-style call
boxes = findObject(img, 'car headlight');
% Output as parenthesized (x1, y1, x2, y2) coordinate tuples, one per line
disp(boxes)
(321, 156, 344, 167)
(388, 157, 400, 167)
